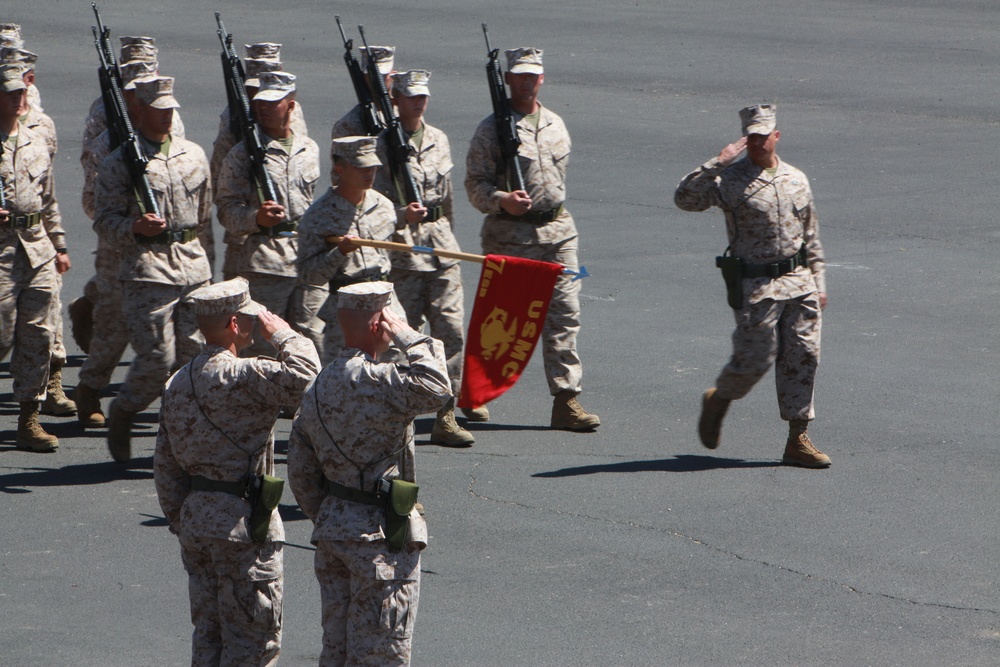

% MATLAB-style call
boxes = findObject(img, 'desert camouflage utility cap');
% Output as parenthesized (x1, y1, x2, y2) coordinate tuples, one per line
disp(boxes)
(331, 135, 381, 168)
(135, 75, 180, 109)
(0, 24, 23, 49)
(120, 37, 158, 65)
(0, 63, 26, 92)
(338, 281, 393, 312)
(391, 69, 430, 97)
(740, 104, 777, 136)
(0, 47, 36, 68)
(245, 42, 281, 60)
(360, 45, 395, 76)
(244, 58, 283, 87)
(253, 71, 295, 101)
(189, 277, 265, 317)
(506, 47, 543, 75)
(121, 61, 158, 90)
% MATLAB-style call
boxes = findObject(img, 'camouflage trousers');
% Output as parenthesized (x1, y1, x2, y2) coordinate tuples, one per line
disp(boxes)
(390, 264, 466, 392)
(46, 271, 66, 369)
(315, 539, 421, 667)
(179, 533, 283, 667)
(241, 272, 325, 360)
(715, 292, 822, 421)
(117, 280, 206, 413)
(481, 236, 583, 395)
(293, 282, 329, 363)
(78, 246, 128, 390)
(0, 246, 55, 401)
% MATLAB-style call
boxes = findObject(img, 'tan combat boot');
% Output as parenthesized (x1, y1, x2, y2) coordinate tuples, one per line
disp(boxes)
(41, 368, 77, 416)
(782, 421, 831, 468)
(16, 401, 59, 452)
(74, 383, 106, 428)
(698, 387, 730, 449)
(431, 399, 475, 447)
(461, 405, 490, 422)
(107, 399, 136, 464)
(551, 391, 601, 431)
(68, 295, 94, 353)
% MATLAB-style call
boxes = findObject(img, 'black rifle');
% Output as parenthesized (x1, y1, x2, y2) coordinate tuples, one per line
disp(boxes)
(482, 24, 526, 193)
(91, 2, 160, 217)
(216, 13, 279, 209)
(358, 25, 422, 207)
(0, 141, 7, 212)
(336, 16, 384, 137)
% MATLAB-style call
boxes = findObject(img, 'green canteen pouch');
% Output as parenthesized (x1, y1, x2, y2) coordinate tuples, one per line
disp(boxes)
(250, 475, 284, 543)
(384, 480, 419, 553)
(716, 255, 744, 310)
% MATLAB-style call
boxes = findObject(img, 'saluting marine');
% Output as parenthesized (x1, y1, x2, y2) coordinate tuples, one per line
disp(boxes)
(155, 277, 319, 666)
(674, 104, 830, 468)
(288, 281, 450, 667)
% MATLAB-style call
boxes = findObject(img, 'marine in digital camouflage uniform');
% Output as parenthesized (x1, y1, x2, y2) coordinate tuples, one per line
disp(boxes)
(0, 63, 69, 452)
(674, 104, 831, 468)
(215, 71, 322, 361)
(155, 278, 320, 667)
(74, 61, 160, 429)
(287, 281, 450, 667)
(372, 69, 474, 446)
(73, 37, 187, 358)
(209, 43, 310, 199)
(296, 135, 405, 364)
(1, 46, 75, 417)
(465, 47, 600, 431)
(94, 76, 213, 465)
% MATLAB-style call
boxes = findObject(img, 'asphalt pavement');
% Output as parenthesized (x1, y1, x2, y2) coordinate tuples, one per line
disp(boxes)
(1, 1, 998, 665)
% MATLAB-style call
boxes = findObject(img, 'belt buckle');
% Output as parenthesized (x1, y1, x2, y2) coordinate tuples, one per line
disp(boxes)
(13, 214, 27, 228)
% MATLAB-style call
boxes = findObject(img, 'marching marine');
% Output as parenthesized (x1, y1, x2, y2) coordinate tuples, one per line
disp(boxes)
(373, 69, 475, 446)
(94, 76, 213, 464)
(465, 47, 600, 431)
(215, 70, 321, 359)
(0, 63, 69, 451)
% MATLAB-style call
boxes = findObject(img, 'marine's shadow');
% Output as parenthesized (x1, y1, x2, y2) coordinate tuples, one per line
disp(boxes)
(533, 454, 780, 478)
(0, 458, 153, 494)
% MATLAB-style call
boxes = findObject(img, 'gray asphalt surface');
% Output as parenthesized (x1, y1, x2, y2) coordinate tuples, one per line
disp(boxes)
(1, 1, 998, 665)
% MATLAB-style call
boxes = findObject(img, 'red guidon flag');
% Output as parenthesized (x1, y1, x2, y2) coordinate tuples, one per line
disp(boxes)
(458, 254, 564, 410)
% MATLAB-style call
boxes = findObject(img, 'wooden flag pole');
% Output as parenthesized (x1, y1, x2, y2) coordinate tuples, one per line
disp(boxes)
(324, 235, 590, 279)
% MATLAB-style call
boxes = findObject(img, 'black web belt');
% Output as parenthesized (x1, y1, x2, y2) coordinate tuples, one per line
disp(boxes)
(190, 474, 251, 500)
(742, 244, 808, 279)
(323, 477, 383, 506)
(497, 203, 564, 224)
(330, 269, 389, 291)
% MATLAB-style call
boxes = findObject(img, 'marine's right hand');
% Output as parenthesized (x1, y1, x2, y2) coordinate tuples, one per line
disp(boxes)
(499, 190, 532, 216)
(717, 137, 747, 167)
(133, 212, 167, 236)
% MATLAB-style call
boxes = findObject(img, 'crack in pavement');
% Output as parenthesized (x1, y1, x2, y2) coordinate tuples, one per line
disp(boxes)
(465, 459, 998, 616)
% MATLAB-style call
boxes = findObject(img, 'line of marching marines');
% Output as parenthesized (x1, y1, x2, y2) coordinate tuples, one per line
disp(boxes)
(0, 20, 606, 666)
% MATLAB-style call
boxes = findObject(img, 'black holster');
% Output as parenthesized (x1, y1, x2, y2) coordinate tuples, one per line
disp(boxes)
(715, 254, 744, 310)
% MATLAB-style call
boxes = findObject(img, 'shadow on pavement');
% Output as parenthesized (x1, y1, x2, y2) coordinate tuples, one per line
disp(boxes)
(533, 454, 780, 477)
(0, 459, 153, 493)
